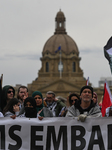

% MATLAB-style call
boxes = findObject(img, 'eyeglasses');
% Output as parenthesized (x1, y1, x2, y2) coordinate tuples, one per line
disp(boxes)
(7, 90, 14, 94)
(71, 99, 78, 103)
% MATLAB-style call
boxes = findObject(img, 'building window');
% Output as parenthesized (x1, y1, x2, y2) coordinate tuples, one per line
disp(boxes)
(59, 22, 62, 27)
(46, 62, 49, 72)
(73, 62, 76, 72)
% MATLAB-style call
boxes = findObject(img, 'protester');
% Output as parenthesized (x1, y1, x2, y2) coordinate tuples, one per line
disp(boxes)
(3, 98, 20, 117)
(59, 93, 80, 117)
(68, 93, 80, 106)
(17, 85, 28, 115)
(44, 91, 66, 116)
(19, 97, 37, 118)
(32, 91, 53, 117)
(92, 92, 98, 106)
(99, 96, 103, 110)
(66, 85, 101, 122)
(105, 104, 112, 117)
(105, 106, 112, 117)
(1, 85, 15, 111)
(17, 85, 28, 107)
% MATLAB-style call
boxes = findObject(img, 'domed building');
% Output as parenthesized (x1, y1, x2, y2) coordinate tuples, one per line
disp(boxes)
(28, 10, 87, 99)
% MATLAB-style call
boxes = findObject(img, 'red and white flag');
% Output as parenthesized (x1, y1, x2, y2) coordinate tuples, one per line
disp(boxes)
(86, 77, 89, 85)
(101, 80, 112, 117)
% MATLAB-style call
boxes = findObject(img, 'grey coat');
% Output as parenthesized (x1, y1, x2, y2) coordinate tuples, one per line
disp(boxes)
(4, 111, 19, 117)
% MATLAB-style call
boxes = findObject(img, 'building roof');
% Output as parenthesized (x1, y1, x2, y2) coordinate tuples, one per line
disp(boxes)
(42, 34, 79, 55)
(42, 10, 79, 56)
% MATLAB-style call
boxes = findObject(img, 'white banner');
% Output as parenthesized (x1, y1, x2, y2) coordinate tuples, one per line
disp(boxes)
(0, 117, 112, 150)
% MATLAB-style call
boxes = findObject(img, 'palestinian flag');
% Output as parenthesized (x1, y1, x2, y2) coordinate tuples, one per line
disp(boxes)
(101, 80, 112, 117)
(104, 36, 112, 73)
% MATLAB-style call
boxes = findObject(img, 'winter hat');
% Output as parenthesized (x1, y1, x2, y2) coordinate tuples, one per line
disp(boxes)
(32, 91, 43, 99)
(80, 85, 93, 97)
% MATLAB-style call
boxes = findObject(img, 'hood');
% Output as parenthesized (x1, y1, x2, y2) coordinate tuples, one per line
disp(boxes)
(1, 85, 15, 110)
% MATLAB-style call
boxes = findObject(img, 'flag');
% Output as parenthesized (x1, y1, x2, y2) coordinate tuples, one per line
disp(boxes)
(86, 77, 89, 85)
(104, 36, 112, 73)
(0, 74, 3, 111)
(101, 80, 112, 117)
(55, 46, 61, 53)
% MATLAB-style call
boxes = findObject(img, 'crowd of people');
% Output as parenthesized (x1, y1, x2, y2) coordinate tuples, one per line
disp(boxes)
(0, 84, 111, 121)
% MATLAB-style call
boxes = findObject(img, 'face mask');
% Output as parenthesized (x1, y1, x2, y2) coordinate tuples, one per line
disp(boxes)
(25, 107, 37, 118)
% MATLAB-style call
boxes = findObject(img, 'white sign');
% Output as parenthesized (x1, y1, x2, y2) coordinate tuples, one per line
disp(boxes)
(0, 117, 111, 150)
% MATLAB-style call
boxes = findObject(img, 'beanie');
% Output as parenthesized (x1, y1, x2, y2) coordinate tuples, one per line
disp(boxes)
(80, 85, 93, 97)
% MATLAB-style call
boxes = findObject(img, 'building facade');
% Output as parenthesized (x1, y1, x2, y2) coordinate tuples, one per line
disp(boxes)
(28, 10, 87, 100)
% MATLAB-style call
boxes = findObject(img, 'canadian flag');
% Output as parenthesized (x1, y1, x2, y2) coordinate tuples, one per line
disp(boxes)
(101, 80, 112, 117)
(86, 77, 89, 85)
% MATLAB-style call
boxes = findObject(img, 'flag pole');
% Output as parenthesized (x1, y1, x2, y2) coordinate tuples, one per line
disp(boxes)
(60, 49, 62, 79)
(86, 77, 89, 85)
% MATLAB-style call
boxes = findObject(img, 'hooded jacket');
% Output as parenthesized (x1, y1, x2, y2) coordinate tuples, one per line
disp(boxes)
(1, 85, 15, 111)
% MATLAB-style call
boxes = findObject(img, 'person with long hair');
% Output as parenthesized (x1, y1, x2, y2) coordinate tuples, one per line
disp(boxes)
(1, 85, 15, 111)
(92, 92, 98, 106)
(59, 93, 80, 117)
(3, 98, 20, 117)
(68, 93, 80, 107)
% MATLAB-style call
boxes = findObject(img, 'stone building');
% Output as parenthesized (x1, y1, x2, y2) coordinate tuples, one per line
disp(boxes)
(28, 10, 87, 101)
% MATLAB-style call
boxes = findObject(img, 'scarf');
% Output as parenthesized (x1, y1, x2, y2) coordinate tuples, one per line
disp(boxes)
(36, 103, 44, 117)
(46, 101, 57, 116)
(75, 99, 95, 114)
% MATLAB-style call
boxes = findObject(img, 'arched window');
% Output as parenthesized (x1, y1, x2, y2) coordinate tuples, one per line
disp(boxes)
(59, 22, 62, 27)
(46, 62, 49, 72)
(73, 62, 76, 72)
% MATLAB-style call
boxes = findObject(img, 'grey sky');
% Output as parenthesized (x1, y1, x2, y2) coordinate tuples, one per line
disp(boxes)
(0, 0, 112, 87)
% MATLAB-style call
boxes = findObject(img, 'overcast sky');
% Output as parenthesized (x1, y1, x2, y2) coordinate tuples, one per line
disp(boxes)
(0, 0, 112, 88)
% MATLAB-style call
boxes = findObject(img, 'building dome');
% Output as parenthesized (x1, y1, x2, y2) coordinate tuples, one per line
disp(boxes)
(42, 10, 79, 56)
(42, 34, 79, 55)
(56, 10, 65, 18)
